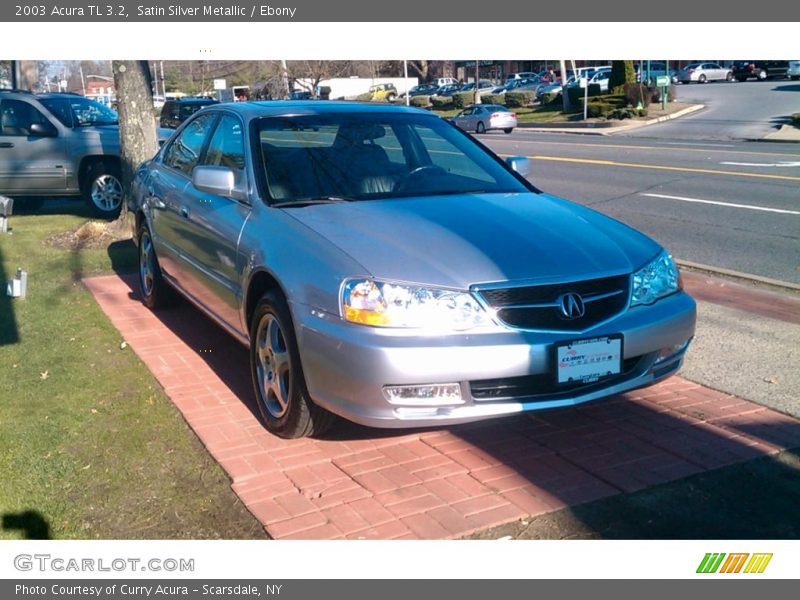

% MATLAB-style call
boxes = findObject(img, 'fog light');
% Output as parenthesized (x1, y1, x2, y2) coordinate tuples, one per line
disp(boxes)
(383, 383, 463, 406)
(654, 338, 691, 364)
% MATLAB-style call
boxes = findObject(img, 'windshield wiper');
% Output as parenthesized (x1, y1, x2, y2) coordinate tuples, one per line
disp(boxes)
(271, 196, 353, 208)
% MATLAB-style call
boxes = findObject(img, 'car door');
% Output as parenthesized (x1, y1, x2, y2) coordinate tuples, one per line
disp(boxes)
(454, 107, 474, 130)
(173, 113, 251, 332)
(147, 112, 217, 284)
(0, 98, 66, 193)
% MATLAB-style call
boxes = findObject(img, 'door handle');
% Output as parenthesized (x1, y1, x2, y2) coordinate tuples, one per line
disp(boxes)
(0, 142, 14, 148)
(181, 206, 189, 218)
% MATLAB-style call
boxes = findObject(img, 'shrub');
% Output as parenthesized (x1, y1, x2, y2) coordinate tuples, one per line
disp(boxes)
(586, 102, 616, 118)
(792, 113, 800, 127)
(409, 95, 430, 108)
(584, 94, 627, 109)
(356, 92, 373, 102)
(430, 96, 452, 108)
(505, 91, 535, 108)
(606, 107, 638, 120)
(588, 83, 602, 97)
(623, 83, 653, 108)
(482, 94, 506, 106)
(567, 84, 602, 105)
(539, 91, 561, 105)
(452, 92, 473, 109)
(609, 60, 636, 95)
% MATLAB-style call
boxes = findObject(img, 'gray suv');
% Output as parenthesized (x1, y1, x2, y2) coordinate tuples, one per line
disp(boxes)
(0, 90, 124, 217)
(130, 101, 696, 438)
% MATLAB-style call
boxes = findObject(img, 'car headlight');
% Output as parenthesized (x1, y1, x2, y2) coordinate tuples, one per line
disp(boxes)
(341, 279, 492, 330)
(631, 251, 682, 307)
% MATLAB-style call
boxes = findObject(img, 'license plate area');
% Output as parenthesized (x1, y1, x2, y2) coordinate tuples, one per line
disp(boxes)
(554, 335, 623, 385)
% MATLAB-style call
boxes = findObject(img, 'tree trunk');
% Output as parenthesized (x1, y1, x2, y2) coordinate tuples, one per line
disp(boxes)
(111, 60, 157, 221)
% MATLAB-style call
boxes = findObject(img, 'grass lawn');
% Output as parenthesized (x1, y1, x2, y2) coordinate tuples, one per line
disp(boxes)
(0, 201, 268, 540)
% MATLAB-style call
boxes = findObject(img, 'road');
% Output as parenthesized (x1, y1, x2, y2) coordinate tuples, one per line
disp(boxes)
(620, 79, 800, 141)
(482, 132, 800, 284)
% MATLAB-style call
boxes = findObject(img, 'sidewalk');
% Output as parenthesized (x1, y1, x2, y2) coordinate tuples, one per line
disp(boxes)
(761, 124, 800, 143)
(84, 273, 800, 540)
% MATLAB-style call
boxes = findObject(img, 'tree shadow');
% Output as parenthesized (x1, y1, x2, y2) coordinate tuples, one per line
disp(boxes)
(2, 510, 51, 540)
(770, 83, 800, 92)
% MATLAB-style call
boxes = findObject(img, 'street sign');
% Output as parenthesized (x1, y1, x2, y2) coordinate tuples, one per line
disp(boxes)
(656, 75, 670, 87)
(213, 78, 227, 90)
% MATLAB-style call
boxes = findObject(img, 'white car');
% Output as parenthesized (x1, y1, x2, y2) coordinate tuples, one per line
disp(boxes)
(678, 63, 733, 83)
(451, 104, 517, 134)
(588, 69, 612, 93)
(433, 77, 458, 87)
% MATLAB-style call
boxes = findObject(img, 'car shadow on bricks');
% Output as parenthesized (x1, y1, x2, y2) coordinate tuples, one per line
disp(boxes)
(87, 272, 800, 539)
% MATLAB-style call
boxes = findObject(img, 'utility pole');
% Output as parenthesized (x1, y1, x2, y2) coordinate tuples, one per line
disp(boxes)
(560, 59, 570, 112)
(404, 59, 409, 106)
(281, 59, 290, 98)
(160, 61, 165, 97)
(474, 60, 481, 105)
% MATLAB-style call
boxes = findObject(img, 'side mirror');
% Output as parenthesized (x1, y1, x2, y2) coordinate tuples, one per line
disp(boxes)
(506, 156, 532, 178)
(29, 122, 57, 137)
(192, 166, 247, 202)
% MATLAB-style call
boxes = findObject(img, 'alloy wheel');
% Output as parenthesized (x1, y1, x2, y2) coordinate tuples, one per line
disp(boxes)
(255, 314, 291, 419)
(90, 174, 123, 212)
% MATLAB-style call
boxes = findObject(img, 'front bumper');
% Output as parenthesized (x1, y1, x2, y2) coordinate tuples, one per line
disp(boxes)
(295, 291, 697, 428)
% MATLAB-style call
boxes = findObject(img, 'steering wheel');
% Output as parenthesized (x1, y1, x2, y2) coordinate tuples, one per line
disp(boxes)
(394, 165, 447, 193)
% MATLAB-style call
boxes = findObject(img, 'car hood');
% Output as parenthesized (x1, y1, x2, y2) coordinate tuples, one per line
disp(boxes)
(284, 192, 662, 289)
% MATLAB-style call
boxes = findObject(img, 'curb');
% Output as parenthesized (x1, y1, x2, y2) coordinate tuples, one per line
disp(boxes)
(676, 259, 800, 293)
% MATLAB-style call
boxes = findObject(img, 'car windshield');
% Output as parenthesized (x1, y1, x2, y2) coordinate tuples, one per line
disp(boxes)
(255, 112, 530, 204)
(67, 97, 119, 126)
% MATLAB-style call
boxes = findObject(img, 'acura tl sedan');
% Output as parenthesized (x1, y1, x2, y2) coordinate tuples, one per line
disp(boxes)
(130, 102, 696, 438)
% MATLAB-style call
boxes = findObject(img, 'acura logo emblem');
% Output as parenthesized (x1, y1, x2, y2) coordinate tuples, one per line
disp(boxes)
(558, 292, 585, 319)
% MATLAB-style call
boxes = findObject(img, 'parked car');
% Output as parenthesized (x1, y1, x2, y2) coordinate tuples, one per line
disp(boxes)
(451, 104, 517, 134)
(0, 89, 169, 217)
(635, 62, 679, 85)
(460, 80, 496, 96)
(289, 91, 312, 100)
(402, 83, 439, 98)
(491, 77, 541, 94)
(130, 102, 696, 437)
(789, 61, 800, 81)
(677, 63, 732, 83)
(536, 77, 573, 101)
(506, 72, 538, 82)
(732, 60, 791, 81)
(587, 68, 612, 93)
(368, 83, 398, 102)
(435, 83, 462, 97)
(433, 77, 459, 87)
(160, 97, 219, 129)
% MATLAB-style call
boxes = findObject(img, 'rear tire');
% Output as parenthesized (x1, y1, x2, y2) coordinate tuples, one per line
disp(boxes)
(699, 74, 707, 83)
(476, 121, 486, 134)
(503, 128, 513, 134)
(758, 69, 768, 80)
(250, 290, 335, 439)
(83, 161, 123, 219)
(726, 72, 733, 82)
(138, 225, 178, 309)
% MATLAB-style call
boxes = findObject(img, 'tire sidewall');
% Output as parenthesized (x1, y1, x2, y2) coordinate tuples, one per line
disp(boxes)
(84, 161, 123, 218)
(249, 291, 309, 437)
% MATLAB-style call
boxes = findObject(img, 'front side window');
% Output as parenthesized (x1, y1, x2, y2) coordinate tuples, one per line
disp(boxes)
(38, 97, 73, 127)
(202, 115, 245, 172)
(163, 113, 215, 177)
(66, 97, 118, 126)
(0, 99, 51, 136)
(255, 112, 530, 203)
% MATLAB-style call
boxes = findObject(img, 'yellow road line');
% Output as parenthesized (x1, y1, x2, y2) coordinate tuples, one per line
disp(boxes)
(501, 154, 800, 182)
(504, 138, 800, 159)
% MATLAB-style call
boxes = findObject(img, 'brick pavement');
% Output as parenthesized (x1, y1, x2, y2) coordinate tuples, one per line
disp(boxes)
(84, 274, 800, 539)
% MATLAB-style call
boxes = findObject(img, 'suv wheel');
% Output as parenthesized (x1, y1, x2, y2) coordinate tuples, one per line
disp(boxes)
(250, 290, 335, 438)
(758, 69, 768, 80)
(138, 225, 177, 309)
(83, 162, 123, 218)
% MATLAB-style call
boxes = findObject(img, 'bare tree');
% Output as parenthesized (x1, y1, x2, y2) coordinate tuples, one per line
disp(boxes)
(111, 60, 157, 221)
(287, 60, 353, 97)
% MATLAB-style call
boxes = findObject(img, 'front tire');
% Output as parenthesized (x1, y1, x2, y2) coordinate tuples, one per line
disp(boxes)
(758, 69, 768, 80)
(503, 128, 513, 134)
(250, 290, 335, 439)
(476, 121, 486, 134)
(699, 74, 707, 83)
(83, 161, 123, 219)
(138, 225, 177, 309)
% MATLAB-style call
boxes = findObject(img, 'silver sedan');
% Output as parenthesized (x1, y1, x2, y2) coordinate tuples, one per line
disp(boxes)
(451, 104, 517, 134)
(678, 62, 733, 83)
(130, 102, 695, 438)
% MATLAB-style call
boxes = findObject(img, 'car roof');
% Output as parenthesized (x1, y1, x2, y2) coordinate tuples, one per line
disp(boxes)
(207, 100, 434, 119)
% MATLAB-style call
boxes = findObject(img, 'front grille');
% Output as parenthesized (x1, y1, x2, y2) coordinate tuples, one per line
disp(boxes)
(470, 355, 644, 403)
(476, 273, 630, 331)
